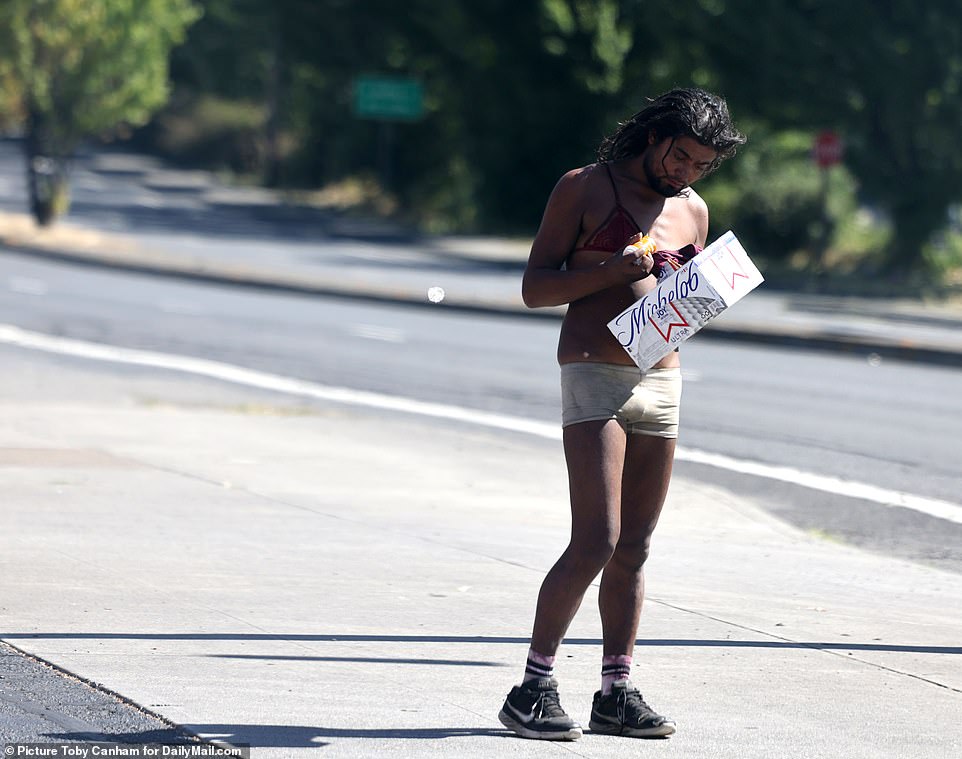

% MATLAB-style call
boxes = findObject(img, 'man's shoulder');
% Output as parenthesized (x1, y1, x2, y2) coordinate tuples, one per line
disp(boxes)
(679, 187, 710, 243)
(559, 162, 606, 186)
(681, 186, 708, 211)
(679, 186, 709, 222)
(552, 162, 606, 203)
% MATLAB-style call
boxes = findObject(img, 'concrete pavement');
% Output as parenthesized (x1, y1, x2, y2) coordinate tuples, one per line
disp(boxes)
(0, 349, 960, 758)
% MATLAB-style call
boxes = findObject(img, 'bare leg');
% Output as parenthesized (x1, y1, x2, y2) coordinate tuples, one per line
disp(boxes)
(530, 419, 627, 654)
(598, 433, 676, 656)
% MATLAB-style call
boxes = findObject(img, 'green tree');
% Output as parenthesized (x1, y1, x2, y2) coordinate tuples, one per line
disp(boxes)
(668, 0, 962, 271)
(434, 0, 637, 230)
(154, 0, 356, 186)
(162, 0, 640, 231)
(302, 0, 639, 231)
(0, 0, 201, 225)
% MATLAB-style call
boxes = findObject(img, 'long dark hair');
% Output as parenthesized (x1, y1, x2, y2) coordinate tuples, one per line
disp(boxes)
(597, 88, 745, 174)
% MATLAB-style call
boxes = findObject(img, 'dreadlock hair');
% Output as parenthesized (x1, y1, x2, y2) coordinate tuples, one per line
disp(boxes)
(597, 87, 745, 175)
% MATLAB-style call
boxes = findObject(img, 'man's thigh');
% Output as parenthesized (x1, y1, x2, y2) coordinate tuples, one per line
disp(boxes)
(620, 433, 676, 538)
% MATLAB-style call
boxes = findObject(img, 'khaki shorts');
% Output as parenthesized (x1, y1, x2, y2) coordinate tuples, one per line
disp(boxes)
(560, 362, 682, 438)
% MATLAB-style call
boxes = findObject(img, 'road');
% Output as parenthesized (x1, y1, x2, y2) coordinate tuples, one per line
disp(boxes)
(2, 249, 960, 572)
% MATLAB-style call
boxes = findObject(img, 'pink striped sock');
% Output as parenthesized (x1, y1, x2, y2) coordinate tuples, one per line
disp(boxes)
(523, 648, 556, 682)
(601, 654, 632, 695)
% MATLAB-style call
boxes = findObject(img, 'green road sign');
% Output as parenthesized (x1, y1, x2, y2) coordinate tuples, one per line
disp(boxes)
(354, 76, 424, 122)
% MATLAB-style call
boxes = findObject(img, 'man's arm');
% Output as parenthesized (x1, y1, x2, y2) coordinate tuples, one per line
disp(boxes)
(521, 168, 653, 308)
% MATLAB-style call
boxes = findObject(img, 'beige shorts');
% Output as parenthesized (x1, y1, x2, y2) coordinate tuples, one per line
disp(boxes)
(560, 362, 682, 438)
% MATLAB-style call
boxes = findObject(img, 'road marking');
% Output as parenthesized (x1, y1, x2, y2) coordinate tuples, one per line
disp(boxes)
(676, 448, 962, 523)
(1, 322, 960, 525)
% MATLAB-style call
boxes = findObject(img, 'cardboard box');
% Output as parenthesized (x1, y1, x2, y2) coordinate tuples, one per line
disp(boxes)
(607, 231, 764, 370)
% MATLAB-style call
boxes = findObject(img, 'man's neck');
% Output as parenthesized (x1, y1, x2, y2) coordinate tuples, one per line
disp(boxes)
(618, 155, 662, 201)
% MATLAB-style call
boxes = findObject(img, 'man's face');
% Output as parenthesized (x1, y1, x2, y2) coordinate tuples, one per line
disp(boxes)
(643, 135, 718, 197)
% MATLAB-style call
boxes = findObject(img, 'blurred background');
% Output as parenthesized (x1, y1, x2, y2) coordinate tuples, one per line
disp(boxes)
(2, 0, 961, 297)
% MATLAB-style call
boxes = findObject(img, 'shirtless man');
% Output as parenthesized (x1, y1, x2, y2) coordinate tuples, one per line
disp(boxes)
(498, 88, 744, 741)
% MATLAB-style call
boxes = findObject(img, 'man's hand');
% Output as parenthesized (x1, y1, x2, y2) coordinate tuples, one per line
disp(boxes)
(607, 238, 654, 280)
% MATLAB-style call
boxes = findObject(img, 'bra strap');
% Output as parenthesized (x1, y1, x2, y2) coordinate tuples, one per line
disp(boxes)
(602, 162, 622, 206)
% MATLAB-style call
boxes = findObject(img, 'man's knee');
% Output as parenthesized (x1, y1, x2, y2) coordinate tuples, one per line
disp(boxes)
(611, 537, 652, 573)
(568, 529, 618, 573)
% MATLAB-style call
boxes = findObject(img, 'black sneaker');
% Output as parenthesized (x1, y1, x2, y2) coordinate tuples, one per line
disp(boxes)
(498, 677, 583, 741)
(589, 680, 676, 737)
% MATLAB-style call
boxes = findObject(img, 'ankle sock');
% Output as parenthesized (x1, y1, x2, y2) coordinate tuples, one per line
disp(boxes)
(523, 648, 556, 683)
(601, 654, 632, 695)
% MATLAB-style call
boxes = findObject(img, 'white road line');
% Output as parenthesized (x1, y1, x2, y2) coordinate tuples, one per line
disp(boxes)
(1, 321, 960, 525)
(677, 448, 962, 524)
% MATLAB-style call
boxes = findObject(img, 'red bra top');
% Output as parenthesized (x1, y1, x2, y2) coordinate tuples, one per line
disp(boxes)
(576, 163, 642, 253)
(574, 163, 702, 271)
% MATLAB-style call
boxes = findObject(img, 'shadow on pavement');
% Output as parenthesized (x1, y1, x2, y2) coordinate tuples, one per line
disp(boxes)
(4, 633, 960, 655)
(186, 724, 510, 747)
(209, 654, 510, 667)
(40, 711, 516, 748)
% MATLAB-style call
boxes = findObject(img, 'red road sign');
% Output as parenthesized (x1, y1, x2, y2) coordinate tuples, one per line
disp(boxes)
(814, 130, 843, 168)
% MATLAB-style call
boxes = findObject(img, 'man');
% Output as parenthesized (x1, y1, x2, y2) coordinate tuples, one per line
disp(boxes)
(498, 88, 745, 741)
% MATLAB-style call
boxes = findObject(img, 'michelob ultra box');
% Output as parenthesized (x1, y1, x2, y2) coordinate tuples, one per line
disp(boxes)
(607, 231, 763, 370)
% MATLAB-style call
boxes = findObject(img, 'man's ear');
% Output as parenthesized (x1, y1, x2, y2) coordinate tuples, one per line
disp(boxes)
(648, 129, 658, 145)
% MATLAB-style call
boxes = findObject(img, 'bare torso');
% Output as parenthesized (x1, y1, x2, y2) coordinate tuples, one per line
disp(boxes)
(556, 162, 707, 369)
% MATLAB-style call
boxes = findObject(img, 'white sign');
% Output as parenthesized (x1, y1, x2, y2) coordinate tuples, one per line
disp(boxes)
(608, 231, 764, 370)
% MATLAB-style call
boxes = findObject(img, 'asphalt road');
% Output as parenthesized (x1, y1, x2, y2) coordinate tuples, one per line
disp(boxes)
(1, 249, 959, 572)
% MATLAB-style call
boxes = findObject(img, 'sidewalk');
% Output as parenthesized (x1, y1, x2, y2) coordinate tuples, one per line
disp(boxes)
(1, 352, 960, 758)
(2, 193, 962, 366)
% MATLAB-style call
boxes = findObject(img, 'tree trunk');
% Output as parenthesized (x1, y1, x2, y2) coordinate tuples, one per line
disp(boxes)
(24, 110, 70, 227)
(263, 11, 284, 188)
(883, 192, 945, 276)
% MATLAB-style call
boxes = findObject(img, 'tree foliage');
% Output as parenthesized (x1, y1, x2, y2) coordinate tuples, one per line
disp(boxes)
(155, 0, 962, 269)
(2, 0, 962, 275)
(152, 0, 647, 232)
(671, 0, 962, 267)
(0, 0, 200, 223)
